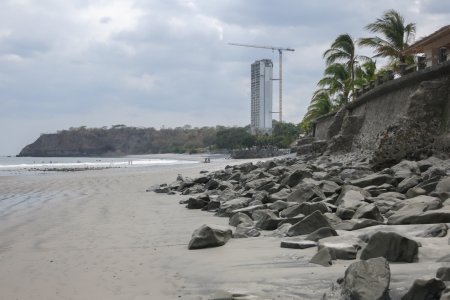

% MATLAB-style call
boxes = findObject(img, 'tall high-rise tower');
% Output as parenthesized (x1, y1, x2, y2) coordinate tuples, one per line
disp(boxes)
(251, 59, 273, 133)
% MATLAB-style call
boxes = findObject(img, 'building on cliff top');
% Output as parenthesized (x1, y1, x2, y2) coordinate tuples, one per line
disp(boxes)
(402, 24, 450, 68)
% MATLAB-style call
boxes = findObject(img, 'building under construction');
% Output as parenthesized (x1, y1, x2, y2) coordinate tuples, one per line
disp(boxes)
(251, 59, 273, 133)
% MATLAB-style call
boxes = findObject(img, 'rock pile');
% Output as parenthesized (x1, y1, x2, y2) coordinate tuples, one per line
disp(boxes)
(152, 153, 450, 299)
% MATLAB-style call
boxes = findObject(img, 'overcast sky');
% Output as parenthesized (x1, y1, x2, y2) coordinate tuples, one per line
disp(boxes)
(1, 0, 449, 155)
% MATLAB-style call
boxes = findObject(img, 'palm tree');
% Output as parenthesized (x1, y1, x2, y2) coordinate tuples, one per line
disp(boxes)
(318, 63, 352, 106)
(354, 59, 377, 90)
(305, 90, 334, 120)
(358, 9, 416, 70)
(323, 34, 368, 101)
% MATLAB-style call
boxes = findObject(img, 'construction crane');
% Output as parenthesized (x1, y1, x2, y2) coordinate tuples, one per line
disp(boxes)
(229, 42, 295, 122)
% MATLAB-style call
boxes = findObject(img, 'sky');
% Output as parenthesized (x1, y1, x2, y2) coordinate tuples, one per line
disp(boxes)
(1, 0, 450, 155)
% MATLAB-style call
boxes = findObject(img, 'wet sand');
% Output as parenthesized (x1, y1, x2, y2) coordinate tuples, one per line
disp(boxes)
(0, 161, 448, 299)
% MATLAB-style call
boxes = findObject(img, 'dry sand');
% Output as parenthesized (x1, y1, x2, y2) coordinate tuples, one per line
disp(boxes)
(0, 160, 449, 299)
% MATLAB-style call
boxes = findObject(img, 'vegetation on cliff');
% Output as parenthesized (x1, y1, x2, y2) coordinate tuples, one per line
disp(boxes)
(18, 122, 300, 157)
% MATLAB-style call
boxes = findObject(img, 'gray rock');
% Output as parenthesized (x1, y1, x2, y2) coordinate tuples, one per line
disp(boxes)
(280, 239, 317, 249)
(217, 197, 252, 217)
(388, 209, 450, 225)
(405, 187, 427, 198)
(437, 254, 450, 262)
(352, 203, 384, 222)
(387, 195, 442, 224)
(334, 218, 384, 231)
(186, 197, 209, 209)
(437, 267, 450, 281)
(436, 176, 450, 193)
(231, 204, 266, 217)
(335, 185, 370, 220)
(341, 257, 390, 300)
(267, 200, 291, 212)
(391, 160, 420, 181)
(188, 224, 232, 250)
(401, 278, 446, 300)
(350, 173, 394, 188)
(318, 244, 358, 260)
(281, 169, 312, 187)
(229, 212, 253, 227)
(287, 210, 332, 237)
(417, 156, 445, 172)
(286, 183, 325, 203)
(309, 247, 333, 267)
(252, 191, 270, 204)
(398, 175, 422, 194)
(305, 227, 338, 242)
(268, 188, 291, 202)
(416, 223, 448, 237)
(360, 231, 419, 262)
(255, 210, 280, 230)
(244, 178, 274, 191)
(319, 180, 341, 196)
(232, 226, 261, 238)
(280, 202, 328, 218)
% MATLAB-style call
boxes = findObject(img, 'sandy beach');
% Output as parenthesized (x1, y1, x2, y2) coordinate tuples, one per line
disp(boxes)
(0, 160, 449, 300)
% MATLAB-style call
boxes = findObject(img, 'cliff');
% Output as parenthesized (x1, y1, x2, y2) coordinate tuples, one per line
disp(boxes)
(18, 126, 216, 157)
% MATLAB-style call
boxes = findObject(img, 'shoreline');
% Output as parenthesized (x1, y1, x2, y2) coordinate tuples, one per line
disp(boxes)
(1, 154, 449, 299)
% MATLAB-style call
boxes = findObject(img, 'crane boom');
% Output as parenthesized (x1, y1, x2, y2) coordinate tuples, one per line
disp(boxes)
(228, 42, 295, 52)
(229, 42, 294, 123)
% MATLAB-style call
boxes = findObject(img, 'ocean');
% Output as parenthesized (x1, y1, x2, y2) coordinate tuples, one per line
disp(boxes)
(0, 153, 229, 176)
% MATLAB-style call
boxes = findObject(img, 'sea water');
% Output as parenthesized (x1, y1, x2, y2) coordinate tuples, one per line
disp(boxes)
(0, 153, 228, 176)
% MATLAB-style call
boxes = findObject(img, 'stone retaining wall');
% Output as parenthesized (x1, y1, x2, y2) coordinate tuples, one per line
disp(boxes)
(311, 61, 450, 166)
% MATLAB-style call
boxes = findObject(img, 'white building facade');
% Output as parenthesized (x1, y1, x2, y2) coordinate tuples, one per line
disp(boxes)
(251, 59, 273, 133)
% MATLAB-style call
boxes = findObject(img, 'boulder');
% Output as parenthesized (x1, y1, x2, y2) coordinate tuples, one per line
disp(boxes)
(319, 180, 341, 196)
(437, 267, 450, 281)
(401, 278, 446, 300)
(286, 183, 325, 203)
(305, 227, 338, 242)
(186, 197, 209, 209)
(217, 197, 252, 217)
(334, 219, 384, 231)
(188, 224, 232, 250)
(229, 212, 253, 227)
(287, 210, 332, 237)
(280, 202, 328, 218)
(268, 200, 291, 212)
(281, 169, 312, 187)
(360, 231, 419, 263)
(397, 175, 421, 194)
(255, 210, 280, 230)
(349, 173, 394, 188)
(387, 195, 442, 225)
(391, 160, 420, 181)
(309, 247, 333, 267)
(280, 240, 317, 249)
(388, 209, 450, 225)
(335, 185, 370, 220)
(352, 203, 384, 222)
(318, 244, 358, 260)
(436, 176, 450, 193)
(269, 188, 291, 202)
(341, 257, 391, 300)
(416, 223, 448, 237)
(232, 226, 261, 238)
